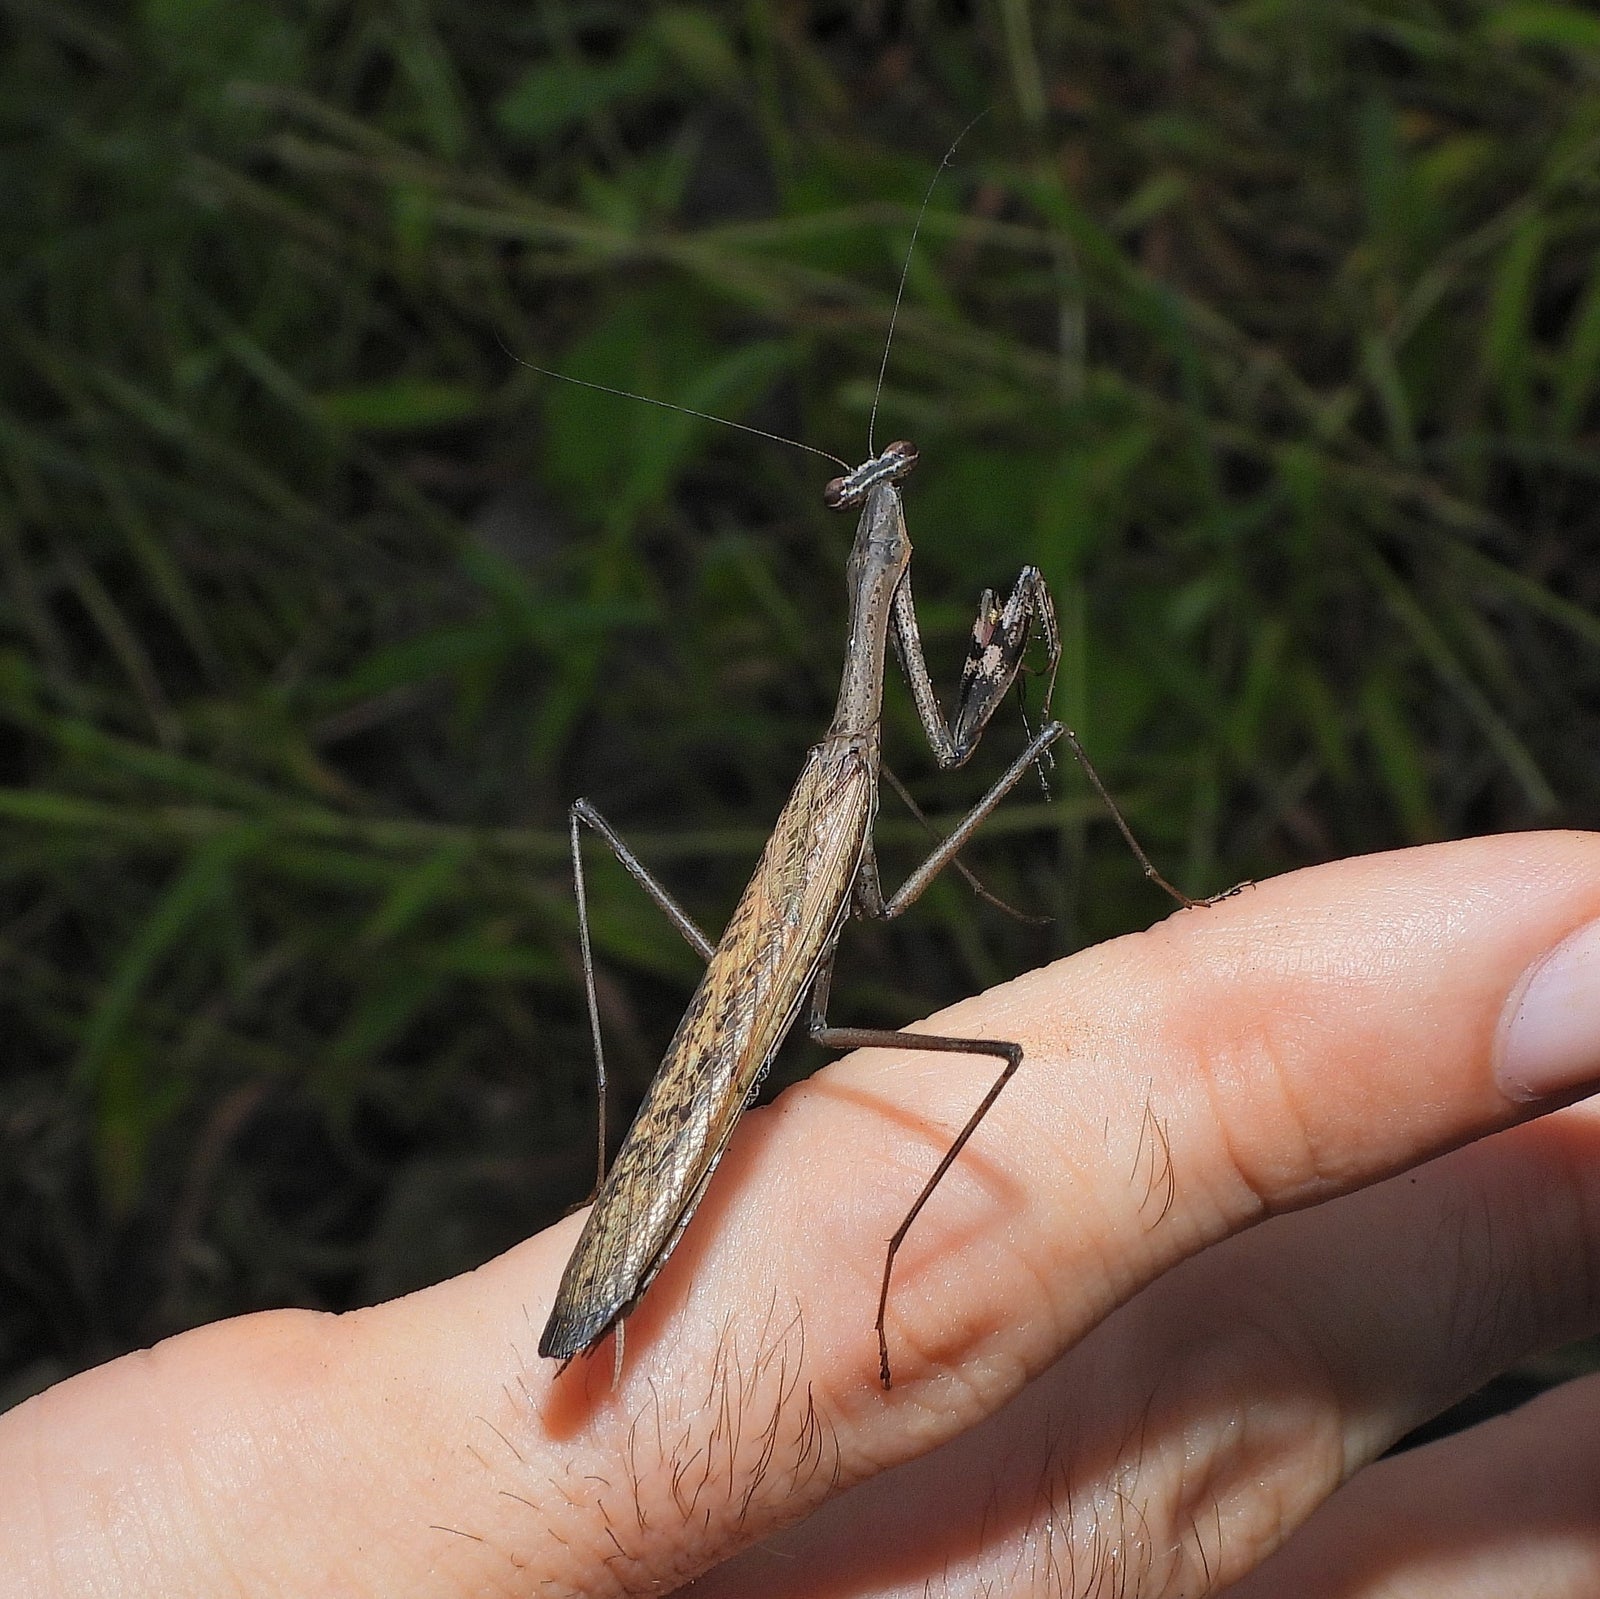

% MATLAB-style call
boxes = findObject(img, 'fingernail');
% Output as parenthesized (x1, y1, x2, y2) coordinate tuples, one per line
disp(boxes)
(1500, 916, 1600, 1102)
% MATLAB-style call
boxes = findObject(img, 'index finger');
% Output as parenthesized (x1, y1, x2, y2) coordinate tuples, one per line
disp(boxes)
(9, 833, 1599, 1598)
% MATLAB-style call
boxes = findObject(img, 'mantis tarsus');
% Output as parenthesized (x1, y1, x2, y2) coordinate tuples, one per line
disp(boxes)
(536, 160, 1204, 1391)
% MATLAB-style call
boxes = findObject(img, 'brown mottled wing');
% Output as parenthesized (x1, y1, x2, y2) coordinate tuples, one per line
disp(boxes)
(540, 741, 875, 1360)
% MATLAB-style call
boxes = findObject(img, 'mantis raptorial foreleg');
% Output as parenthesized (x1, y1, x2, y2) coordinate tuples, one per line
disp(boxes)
(890, 564, 1059, 768)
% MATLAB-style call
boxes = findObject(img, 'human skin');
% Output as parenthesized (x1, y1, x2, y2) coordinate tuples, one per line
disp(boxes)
(4, 833, 1600, 1597)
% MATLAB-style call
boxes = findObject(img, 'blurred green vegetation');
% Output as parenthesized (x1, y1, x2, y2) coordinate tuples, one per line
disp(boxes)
(4, 0, 1600, 1403)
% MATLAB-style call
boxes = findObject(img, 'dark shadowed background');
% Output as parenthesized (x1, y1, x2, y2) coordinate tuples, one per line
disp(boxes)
(4, 0, 1600, 1414)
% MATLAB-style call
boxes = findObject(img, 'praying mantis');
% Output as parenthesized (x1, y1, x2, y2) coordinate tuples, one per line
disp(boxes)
(536, 150, 1205, 1389)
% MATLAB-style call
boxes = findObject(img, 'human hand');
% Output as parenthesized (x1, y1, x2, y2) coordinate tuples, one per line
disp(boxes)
(6, 834, 1600, 1596)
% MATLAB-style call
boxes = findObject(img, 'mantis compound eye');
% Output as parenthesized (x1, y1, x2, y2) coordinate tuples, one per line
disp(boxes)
(881, 440, 919, 477)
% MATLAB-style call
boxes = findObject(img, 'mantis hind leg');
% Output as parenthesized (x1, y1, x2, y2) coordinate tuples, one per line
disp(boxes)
(806, 955, 1024, 1389)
